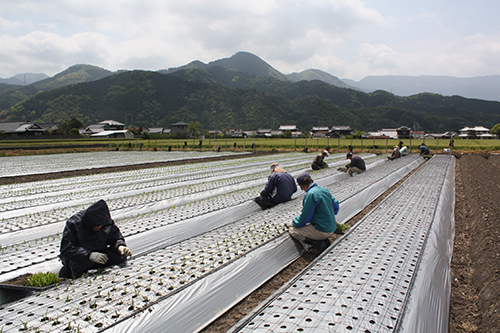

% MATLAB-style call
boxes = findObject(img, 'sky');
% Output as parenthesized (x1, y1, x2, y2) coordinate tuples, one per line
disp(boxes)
(1, 0, 499, 81)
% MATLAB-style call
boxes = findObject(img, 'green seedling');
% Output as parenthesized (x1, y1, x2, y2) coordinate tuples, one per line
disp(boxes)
(26, 271, 60, 287)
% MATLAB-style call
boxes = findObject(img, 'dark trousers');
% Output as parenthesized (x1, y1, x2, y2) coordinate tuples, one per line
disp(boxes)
(62, 248, 126, 278)
(254, 195, 276, 210)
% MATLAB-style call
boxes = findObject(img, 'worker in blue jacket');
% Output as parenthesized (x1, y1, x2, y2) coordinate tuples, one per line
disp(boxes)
(286, 173, 340, 254)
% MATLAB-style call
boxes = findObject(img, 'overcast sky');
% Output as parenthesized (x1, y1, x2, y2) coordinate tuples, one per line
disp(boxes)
(1, 0, 499, 81)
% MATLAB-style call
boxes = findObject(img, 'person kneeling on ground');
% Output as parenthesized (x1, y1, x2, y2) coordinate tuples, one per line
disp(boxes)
(311, 150, 329, 170)
(400, 145, 409, 156)
(286, 173, 340, 255)
(58, 199, 132, 278)
(418, 143, 432, 160)
(255, 163, 297, 210)
(345, 152, 366, 176)
(387, 146, 401, 160)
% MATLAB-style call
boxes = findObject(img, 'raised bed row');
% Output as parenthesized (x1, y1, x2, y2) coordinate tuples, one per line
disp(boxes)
(230, 155, 454, 333)
(0, 153, 421, 332)
(0, 154, 384, 277)
(0, 151, 244, 177)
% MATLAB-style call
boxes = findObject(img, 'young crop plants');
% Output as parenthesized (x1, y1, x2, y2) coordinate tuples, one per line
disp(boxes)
(26, 271, 61, 287)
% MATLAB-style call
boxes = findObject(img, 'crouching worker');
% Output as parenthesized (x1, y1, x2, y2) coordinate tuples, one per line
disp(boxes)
(311, 150, 329, 170)
(58, 199, 132, 278)
(345, 152, 366, 176)
(286, 173, 340, 255)
(255, 163, 297, 210)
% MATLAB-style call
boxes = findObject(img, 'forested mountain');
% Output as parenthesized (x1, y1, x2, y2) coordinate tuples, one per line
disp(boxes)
(287, 69, 354, 89)
(161, 51, 289, 81)
(0, 65, 114, 112)
(1, 68, 499, 132)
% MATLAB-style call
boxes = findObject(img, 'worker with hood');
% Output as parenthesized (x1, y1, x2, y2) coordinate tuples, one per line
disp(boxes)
(58, 199, 132, 278)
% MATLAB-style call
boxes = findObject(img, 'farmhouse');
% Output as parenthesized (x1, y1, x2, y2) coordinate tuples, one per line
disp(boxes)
(0, 121, 46, 136)
(170, 122, 189, 136)
(84, 119, 125, 135)
(328, 126, 353, 137)
(459, 126, 493, 139)
(311, 126, 329, 138)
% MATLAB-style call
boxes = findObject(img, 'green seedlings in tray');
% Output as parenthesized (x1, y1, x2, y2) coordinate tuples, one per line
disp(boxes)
(26, 271, 60, 287)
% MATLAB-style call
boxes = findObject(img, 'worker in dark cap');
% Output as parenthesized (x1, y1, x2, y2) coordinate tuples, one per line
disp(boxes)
(311, 150, 329, 170)
(58, 199, 132, 278)
(345, 152, 366, 176)
(254, 163, 297, 210)
(286, 173, 340, 254)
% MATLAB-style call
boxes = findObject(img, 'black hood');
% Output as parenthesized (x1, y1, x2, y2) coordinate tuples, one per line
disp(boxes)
(82, 199, 113, 229)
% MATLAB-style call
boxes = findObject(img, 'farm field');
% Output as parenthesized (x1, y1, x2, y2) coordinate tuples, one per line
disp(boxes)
(1, 137, 499, 157)
(0, 150, 496, 332)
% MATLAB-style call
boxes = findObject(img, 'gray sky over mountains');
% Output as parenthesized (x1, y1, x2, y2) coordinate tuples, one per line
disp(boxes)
(1, 0, 499, 80)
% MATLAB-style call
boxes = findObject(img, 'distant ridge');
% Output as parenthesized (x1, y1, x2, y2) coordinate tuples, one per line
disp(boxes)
(287, 69, 355, 89)
(343, 75, 500, 102)
(0, 73, 48, 85)
(0, 64, 114, 112)
(162, 52, 355, 89)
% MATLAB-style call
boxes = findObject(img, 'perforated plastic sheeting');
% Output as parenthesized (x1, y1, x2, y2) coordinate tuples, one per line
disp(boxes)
(108, 235, 300, 333)
(107, 157, 422, 333)
(397, 156, 455, 332)
(229, 155, 454, 333)
(0, 151, 247, 177)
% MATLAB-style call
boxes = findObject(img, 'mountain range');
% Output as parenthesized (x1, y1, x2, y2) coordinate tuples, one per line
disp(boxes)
(343, 75, 500, 102)
(0, 52, 499, 133)
(2, 51, 499, 101)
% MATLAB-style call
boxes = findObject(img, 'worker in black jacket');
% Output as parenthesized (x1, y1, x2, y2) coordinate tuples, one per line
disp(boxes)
(58, 199, 132, 278)
(345, 152, 366, 176)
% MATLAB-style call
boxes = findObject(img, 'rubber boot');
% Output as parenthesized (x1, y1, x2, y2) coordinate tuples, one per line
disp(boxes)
(309, 238, 331, 255)
(303, 238, 321, 246)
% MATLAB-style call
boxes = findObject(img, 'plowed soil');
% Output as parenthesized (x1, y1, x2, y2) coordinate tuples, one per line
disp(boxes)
(451, 154, 500, 332)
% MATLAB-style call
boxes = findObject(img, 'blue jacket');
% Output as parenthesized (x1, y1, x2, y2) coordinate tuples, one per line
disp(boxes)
(292, 183, 340, 233)
(261, 172, 297, 204)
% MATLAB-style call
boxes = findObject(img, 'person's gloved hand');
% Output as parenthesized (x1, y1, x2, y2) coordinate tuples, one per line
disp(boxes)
(89, 252, 108, 265)
(284, 221, 293, 228)
(118, 246, 133, 257)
